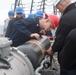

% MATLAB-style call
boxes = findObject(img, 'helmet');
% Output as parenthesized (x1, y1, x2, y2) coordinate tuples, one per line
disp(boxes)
(35, 10, 43, 17)
(28, 13, 34, 18)
(53, 0, 60, 6)
(48, 14, 60, 29)
(8, 10, 14, 16)
(16, 7, 23, 13)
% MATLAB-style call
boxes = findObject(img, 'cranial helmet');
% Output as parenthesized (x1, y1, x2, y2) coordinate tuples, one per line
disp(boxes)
(35, 10, 43, 18)
(28, 13, 34, 18)
(16, 6, 23, 13)
(8, 10, 14, 16)
(48, 14, 60, 29)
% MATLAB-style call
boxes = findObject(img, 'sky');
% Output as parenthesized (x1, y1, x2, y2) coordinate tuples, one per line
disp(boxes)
(0, 0, 31, 23)
(0, 0, 54, 23)
(0, 0, 75, 34)
(0, 0, 14, 22)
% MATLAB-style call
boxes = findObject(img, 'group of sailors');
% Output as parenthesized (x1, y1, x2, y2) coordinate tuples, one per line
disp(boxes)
(3, 0, 76, 75)
(4, 6, 25, 35)
(3, 6, 59, 40)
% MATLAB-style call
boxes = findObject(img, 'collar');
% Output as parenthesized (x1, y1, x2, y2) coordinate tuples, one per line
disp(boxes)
(34, 17, 40, 27)
(63, 2, 76, 15)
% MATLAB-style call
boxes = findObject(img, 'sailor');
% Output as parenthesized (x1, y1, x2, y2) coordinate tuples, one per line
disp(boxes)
(59, 28, 76, 75)
(8, 10, 14, 19)
(28, 13, 35, 18)
(9, 14, 59, 47)
(46, 0, 76, 75)
(35, 10, 53, 37)
(5, 6, 23, 38)
(35, 10, 44, 19)
(3, 10, 14, 36)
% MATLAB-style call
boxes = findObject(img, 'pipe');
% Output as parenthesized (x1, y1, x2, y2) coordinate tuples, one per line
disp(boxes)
(17, 36, 51, 69)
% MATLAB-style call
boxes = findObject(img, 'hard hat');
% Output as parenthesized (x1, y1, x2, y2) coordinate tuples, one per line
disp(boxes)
(35, 10, 43, 17)
(48, 14, 60, 29)
(28, 13, 34, 18)
(53, 0, 60, 6)
(16, 7, 23, 13)
(8, 10, 14, 16)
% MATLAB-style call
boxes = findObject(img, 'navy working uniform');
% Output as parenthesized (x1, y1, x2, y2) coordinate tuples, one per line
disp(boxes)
(5, 6, 23, 38)
(5, 17, 23, 38)
(51, 2, 76, 74)
(9, 18, 41, 47)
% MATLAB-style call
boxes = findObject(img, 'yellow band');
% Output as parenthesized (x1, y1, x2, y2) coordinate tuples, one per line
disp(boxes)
(27, 40, 45, 57)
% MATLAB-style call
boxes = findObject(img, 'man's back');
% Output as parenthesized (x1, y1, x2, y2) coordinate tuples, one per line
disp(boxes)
(10, 18, 41, 47)
(5, 18, 18, 37)
(59, 28, 76, 70)
(5, 17, 23, 38)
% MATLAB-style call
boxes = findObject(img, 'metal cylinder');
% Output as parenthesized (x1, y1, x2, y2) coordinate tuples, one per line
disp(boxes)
(0, 37, 34, 75)
(0, 48, 34, 75)
(17, 36, 51, 69)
